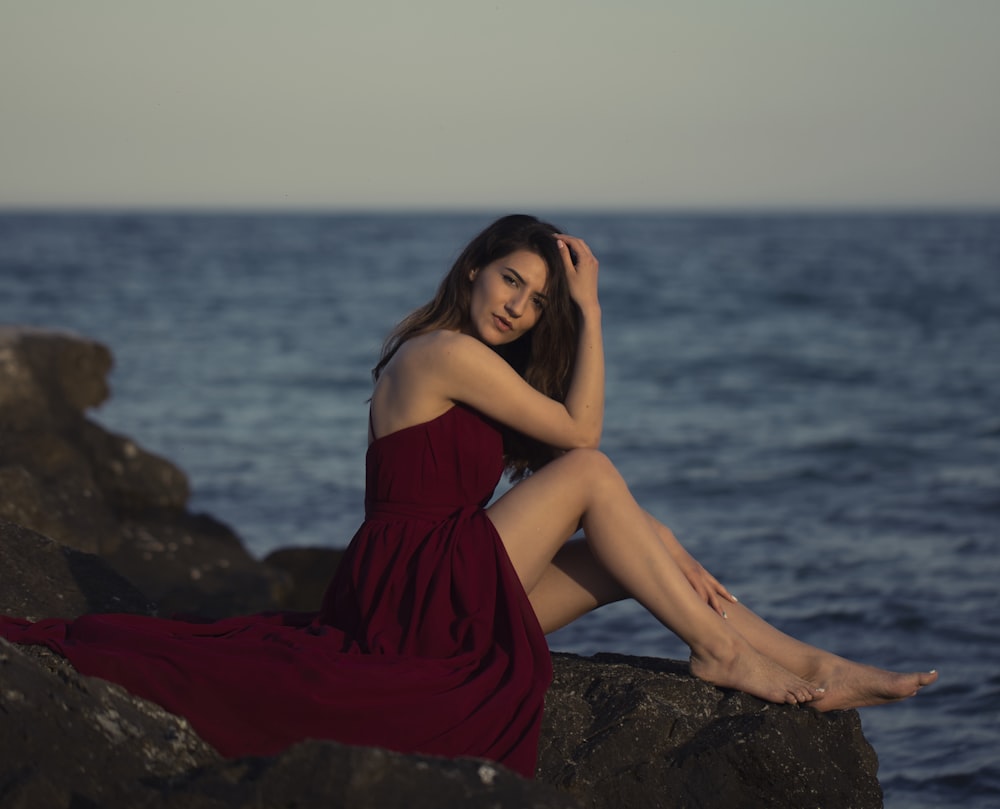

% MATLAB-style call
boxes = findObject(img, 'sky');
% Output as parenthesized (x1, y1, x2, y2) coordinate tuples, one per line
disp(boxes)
(2, 0, 998, 211)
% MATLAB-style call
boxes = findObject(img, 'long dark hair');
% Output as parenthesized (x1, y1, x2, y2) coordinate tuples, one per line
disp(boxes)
(373, 214, 579, 479)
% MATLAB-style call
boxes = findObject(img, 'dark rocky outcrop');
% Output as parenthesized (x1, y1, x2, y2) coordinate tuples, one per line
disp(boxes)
(1, 632, 576, 809)
(263, 545, 344, 611)
(540, 653, 882, 809)
(0, 326, 884, 808)
(0, 518, 154, 620)
(0, 326, 291, 617)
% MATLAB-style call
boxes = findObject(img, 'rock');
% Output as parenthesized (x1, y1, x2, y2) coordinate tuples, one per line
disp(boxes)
(0, 623, 881, 809)
(0, 326, 288, 614)
(0, 639, 220, 806)
(0, 518, 154, 621)
(75, 418, 190, 512)
(0, 527, 882, 809)
(0, 325, 886, 807)
(539, 653, 882, 809)
(264, 546, 345, 611)
(0, 325, 111, 430)
(157, 742, 580, 809)
(0, 430, 123, 555)
(0, 639, 578, 809)
(106, 510, 293, 618)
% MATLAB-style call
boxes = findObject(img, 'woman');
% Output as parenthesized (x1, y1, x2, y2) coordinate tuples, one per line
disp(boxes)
(0, 214, 936, 779)
(351, 213, 936, 704)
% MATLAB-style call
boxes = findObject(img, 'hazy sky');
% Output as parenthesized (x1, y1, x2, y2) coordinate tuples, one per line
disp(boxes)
(2, 1, 998, 210)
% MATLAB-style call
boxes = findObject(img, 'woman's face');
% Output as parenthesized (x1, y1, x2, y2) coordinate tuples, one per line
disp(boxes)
(466, 249, 549, 346)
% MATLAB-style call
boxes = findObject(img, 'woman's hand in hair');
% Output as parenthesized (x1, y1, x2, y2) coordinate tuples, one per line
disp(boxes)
(556, 234, 600, 317)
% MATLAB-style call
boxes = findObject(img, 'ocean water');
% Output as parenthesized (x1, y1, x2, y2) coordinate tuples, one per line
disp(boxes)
(1, 211, 998, 807)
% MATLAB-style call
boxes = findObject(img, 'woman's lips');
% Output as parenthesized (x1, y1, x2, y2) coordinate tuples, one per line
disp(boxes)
(493, 314, 512, 332)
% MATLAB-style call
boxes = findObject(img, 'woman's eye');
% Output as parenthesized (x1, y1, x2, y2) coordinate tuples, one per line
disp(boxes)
(503, 274, 517, 287)
(532, 297, 545, 310)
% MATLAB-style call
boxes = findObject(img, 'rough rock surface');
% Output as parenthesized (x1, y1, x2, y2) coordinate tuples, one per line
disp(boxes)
(0, 326, 291, 616)
(0, 518, 154, 621)
(0, 326, 885, 808)
(0, 637, 576, 809)
(539, 653, 882, 809)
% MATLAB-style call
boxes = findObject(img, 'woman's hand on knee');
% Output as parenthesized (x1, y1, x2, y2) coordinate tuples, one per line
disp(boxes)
(678, 555, 738, 618)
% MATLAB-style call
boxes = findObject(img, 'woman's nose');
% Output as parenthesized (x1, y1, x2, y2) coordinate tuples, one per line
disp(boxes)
(505, 292, 528, 317)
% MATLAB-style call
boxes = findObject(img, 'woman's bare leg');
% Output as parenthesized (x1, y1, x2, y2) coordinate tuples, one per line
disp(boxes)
(527, 539, 628, 634)
(487, 449, 819, 705)
(720, 601, 938, 709)
(525, 507, 938, 709)
(642, 510, 938, 707)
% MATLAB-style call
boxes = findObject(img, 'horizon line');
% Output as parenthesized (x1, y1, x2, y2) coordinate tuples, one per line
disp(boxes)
(2, 202, 999, 217)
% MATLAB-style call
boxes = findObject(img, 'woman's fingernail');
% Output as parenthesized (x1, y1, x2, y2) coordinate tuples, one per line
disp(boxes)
(731, 595, 739, 602)
(556, 239, 565, 248)
(722, 610, 728, 619)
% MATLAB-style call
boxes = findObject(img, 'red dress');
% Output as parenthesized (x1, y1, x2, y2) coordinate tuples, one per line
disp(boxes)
(0, 404, 552, 778)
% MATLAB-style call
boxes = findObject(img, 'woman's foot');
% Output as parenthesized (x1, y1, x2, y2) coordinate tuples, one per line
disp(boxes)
(689, 642, 821, 706)
(808, 658, 938, 711)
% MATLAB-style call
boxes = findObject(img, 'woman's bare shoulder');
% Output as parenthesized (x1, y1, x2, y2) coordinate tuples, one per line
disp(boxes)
(372, 332, 469, 436)
(393, 329, 488, 368)
(386, 329, 520, 413)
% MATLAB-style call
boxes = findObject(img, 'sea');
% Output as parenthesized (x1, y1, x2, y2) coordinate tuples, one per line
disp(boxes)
(1, 211, 997, 807)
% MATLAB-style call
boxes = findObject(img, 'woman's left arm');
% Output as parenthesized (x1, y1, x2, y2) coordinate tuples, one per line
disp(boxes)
(557, 235, 605, 447)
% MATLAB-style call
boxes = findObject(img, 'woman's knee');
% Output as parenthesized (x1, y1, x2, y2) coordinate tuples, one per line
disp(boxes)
(559, 448, 621, 488)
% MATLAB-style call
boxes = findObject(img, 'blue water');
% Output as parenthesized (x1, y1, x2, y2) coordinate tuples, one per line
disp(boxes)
(2, 211, 998, 807)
